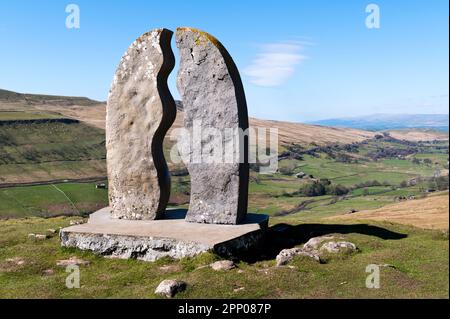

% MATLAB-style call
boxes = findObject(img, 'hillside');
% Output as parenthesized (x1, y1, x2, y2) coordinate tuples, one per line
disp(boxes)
(310, 114, 449, 132)
(2, 89, 448, 145)
(0, 88, 102, 107)
(333, 192, 449, 230)
(0, 118, 106, 185)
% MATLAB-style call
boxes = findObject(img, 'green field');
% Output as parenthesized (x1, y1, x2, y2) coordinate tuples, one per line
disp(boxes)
(0, 111, 64, 121)
(0, 183, 108, 219)
(246, 139, 448, 218)
(0, 120, 106, 183)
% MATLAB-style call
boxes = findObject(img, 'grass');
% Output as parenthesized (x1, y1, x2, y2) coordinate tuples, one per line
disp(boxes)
(0, 114, 447, 298)
(0, 183, 108, 219)
(0, 216, 447, 298)
(0, 111, 63, 121)
(0, 120, 106, 183)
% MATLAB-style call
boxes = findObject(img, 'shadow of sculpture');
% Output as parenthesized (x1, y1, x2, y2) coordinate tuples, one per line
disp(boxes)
(234, 222, 408, 263)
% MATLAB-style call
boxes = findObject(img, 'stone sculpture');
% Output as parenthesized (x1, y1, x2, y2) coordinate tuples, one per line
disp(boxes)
(176, 27, 250, 225)
(60, 27, 267, 262)
(106, 28, 176, 220)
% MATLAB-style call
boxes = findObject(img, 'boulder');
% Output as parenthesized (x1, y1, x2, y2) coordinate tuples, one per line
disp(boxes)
(320, 241, 357, 254)
(276, 236, 358, 266)
(303, 235, 335, 251)
(155, 279, 187, 298)
(210, 260, 236, 271)
(276, 248, 321, 266)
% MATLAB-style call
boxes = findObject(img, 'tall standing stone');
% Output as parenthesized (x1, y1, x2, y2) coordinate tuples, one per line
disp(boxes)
(107, 29, 176, 220)
(176, 27, 249, 225)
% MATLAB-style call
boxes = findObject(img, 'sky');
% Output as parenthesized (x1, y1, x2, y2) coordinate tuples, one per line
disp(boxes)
(0, 0, 448, 122)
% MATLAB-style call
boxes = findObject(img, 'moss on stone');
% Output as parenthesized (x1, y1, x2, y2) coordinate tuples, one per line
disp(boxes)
(177, 27, 222, 48)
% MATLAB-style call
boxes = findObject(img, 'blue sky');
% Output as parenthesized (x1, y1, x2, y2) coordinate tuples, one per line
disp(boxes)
(0, 0, 448, 121)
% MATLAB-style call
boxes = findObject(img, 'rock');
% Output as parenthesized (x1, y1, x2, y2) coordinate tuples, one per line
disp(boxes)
(276, 248, 321, 266)
(175, 27, 249, 225)
(155, 279, 187, 298)
(276, 236, 358, 266)
(233, 286, 245, 292)
(378, 264, 396, 269)
(107, 28, 176, 220)
(69, 220, 85, 226)
(35, 234, 48, 240)
(47, 229, 57, 234)
(320, 241, 357, 254)
(159, 264, 182, 273)
(5, 257, 25, 266)
(210, 260, 235, 271)
(27, 233, 36, 240)
(56, 257, 91, 267)
(303, 235, 335, 251)
(42, 269, 55, 276)
(295, 172, 306, 179)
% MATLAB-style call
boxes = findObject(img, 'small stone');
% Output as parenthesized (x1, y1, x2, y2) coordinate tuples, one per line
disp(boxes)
(155, 279, 187, 298)
(287, 265, 296, 269)
(69, 220, 85, 226)
(320, 241, 357, 254)
(43, 269, 55, 276)
(379, 264, 396, 269)
(27, 233, 36, 240)
(47, 229, 57, 234)
(159, 265, 182, 273)
(296, 172, 306, 179)
(233, 286, 245, 292)
(56, 257, 91, 267)
(35, 234, 48, 240)
(6, 257, 25, 266)
(210, 260, 236, 271)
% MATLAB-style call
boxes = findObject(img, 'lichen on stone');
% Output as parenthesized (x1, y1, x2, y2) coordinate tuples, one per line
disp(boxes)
(177, 27, 222, 49)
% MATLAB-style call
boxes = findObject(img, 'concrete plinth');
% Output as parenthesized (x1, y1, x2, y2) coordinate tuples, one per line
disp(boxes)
(60, 208, 268, 261)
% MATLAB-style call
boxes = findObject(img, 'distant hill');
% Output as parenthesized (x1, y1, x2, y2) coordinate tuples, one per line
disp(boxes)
(0, 88, 102, 107)
(310, 114, 449, 132)
(1, 88, 448, 145)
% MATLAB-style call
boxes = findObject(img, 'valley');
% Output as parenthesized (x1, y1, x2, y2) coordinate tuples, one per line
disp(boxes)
(0, 89, 448, 298)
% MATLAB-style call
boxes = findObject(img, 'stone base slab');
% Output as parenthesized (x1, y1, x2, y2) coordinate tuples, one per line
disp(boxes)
(60, 207, 269, 261)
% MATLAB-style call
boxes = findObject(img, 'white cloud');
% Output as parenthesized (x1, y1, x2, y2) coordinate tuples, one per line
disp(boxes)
(244, 41, 307, 87)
